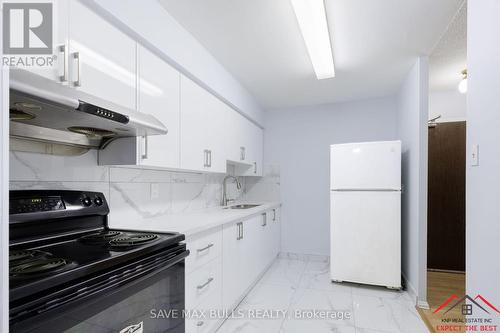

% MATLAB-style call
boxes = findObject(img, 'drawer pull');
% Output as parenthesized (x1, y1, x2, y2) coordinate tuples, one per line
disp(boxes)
(197, 243, 214, 253)
(197, 277, 214, 290)
(196, 321, 204, 327)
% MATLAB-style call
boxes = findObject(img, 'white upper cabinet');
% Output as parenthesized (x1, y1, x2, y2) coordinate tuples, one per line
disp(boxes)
(98, 46, 181, 169)
(68, 0, 136, 109)
(22, 1, 69, 83)
(137, 45, 180, 168)
(16, 1, 264, 175)
(180, 75, 228, 173)
(244, 122, 263, 176)
(228, 111, 264, 176)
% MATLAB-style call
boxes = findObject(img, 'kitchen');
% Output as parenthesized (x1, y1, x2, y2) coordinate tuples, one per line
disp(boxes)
(1, 0, 500, 333)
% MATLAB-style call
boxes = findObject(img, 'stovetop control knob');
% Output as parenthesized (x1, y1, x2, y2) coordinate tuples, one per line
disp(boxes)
(82, 197, 92, 207)
(94, 196, 103, 206)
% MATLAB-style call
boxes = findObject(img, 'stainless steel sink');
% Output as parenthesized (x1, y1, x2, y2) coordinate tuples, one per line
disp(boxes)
(224, 204, 261, 210)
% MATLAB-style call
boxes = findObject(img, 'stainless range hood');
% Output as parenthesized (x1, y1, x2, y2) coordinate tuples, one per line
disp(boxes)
(9, 70, 168, 150)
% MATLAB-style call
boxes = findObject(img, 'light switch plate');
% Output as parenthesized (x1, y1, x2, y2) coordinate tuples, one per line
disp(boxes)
(471, 144, 479, 166)
(150, 183, 160, 199)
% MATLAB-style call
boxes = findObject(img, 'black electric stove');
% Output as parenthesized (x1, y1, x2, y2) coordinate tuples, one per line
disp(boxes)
(9, 190, 188, 333)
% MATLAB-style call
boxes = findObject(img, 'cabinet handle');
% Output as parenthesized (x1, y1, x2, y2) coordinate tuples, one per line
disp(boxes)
(254, 162, 257, 174)
(273, 209, 276, 221)
(237, 222, 244, 240)
(203, 150, 209, 167)
(59, 44, 67, 82)
(141, 136, 148, 159)
(197, 277, 214, 290)
(196, 321, 204, 327)
(240, 147, 245, 160)
(196, 243, 214, 253)
(208, 150, 212, 167)
(73, 52, 81, 87)
(262, 213, 267, 226)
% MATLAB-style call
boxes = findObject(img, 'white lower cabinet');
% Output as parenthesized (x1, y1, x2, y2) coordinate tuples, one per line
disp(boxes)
(185, 228, 223, 333)
(221, 211, 280, 311)
(185, 208, 281, 332)
(270, 208, 281, 258)
(221, 221, 248, 311)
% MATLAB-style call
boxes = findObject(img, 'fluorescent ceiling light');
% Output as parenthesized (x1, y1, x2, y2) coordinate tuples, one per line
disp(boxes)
(291, 0, 335, 79)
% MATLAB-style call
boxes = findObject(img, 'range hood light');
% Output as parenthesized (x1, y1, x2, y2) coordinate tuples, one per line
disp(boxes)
(14, 102, 42, 111)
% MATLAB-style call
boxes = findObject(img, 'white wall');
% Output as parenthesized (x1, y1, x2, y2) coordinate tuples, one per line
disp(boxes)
(264, 97, 398, 256)
(429, 89, 466, 122)
(84, 0, 265, 125)
(396, 57, 429, 306)
(467, 0, 500, 325)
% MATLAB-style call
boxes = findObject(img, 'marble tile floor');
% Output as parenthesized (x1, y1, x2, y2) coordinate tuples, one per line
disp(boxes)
(216, 257, 429, 333)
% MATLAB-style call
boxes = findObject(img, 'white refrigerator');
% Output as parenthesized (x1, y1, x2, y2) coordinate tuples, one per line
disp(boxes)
(330, 140, 401, 289)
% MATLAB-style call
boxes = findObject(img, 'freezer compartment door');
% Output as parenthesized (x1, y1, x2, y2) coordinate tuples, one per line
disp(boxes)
(330, 191, 401, 288)
(330, 141, 401, 190)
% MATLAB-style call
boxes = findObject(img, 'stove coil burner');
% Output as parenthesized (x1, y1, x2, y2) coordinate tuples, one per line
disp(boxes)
(10, 258, 68, 276)
(79, 230, 123, 244)
(9, 250, 48, 262)
(109, 234, 159, 249)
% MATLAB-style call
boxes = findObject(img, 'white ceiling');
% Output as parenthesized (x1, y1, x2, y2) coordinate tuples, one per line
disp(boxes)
(159, 0, 464, 110)
(429, 2, 467, 92)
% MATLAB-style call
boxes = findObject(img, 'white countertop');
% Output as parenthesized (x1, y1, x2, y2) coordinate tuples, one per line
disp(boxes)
(115, 202, 281, 238)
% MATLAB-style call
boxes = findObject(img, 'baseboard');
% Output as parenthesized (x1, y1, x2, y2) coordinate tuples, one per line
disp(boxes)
(401, 272, 430, 309)
(402, 271, 418, 304)
(418, 299, 430, 310)
(278, 251, 329, 262)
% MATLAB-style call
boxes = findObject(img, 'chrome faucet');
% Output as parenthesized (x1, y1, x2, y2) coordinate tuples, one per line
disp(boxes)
(221, 175, 242, 206)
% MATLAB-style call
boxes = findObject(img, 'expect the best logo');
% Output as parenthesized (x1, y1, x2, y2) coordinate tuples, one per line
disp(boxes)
(433, 294, 499, 332)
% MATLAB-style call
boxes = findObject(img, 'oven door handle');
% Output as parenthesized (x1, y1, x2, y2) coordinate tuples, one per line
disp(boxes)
(11, 249, 189, 322)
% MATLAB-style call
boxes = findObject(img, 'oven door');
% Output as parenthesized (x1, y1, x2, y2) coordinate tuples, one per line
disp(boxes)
(10, 245, 189, 333)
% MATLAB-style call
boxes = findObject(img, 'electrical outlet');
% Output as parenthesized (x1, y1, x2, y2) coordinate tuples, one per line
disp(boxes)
(150, 183, 160, 199)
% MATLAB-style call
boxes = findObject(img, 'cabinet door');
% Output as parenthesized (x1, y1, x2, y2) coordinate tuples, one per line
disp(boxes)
(226, 109, 248, 163)
(23, 1, 69, 83)
(180, 76, 227, 173)
(251, 213, 272, 277)
(270, 208, 281, 258)
(138, 46, 180, 168)
(222, 222, 245, 310)
(68, 0, 136, 109)
(244, 123, 263, 176)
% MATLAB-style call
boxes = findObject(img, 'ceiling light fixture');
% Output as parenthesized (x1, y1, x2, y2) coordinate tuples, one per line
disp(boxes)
(290, 0, 335, 79)
(458, 69, 467, 94)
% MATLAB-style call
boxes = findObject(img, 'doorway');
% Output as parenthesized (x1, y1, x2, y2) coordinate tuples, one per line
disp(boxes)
(428, 121, 466, 272)
(420, 121, 466, 331)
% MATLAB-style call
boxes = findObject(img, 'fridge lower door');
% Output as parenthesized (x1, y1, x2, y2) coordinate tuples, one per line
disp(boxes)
(330, 190, 401, 288)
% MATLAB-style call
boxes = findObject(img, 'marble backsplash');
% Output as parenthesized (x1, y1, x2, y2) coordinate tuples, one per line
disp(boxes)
(9, 150, 280, 227)
(244, 164, 281, 202)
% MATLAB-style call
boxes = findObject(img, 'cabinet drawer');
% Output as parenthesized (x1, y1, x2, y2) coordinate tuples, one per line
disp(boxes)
(185, 291, 223, 333)
(186, 227, 222, 273)
(186, 258, 222, 310)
